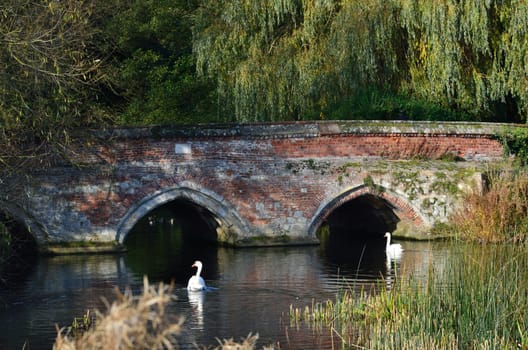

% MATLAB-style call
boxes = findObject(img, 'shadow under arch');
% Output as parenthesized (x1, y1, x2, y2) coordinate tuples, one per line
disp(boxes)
(307, 184, 426, 238)
(0, 204, 39, 281)
(0, 201, 47, 246)
(116, 185, 250, 245)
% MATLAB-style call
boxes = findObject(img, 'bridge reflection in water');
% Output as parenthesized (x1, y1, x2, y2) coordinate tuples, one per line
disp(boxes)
(0, 208, 449, 349)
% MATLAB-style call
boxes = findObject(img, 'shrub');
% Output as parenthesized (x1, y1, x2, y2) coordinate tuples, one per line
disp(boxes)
(450, 162, 528, 243)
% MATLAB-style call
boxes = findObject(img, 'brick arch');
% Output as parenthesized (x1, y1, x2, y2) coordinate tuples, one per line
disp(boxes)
(307, 184, 426, 237)
(116, 184, 250, 244)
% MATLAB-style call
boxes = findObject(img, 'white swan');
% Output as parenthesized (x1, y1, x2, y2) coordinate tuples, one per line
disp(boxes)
(384, 232, 403, 259)
(187, 260, 207, 291)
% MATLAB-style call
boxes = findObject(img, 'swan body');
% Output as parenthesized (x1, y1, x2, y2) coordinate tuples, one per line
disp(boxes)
(187, 260, 207, 291)
(385, 232, 403, 259)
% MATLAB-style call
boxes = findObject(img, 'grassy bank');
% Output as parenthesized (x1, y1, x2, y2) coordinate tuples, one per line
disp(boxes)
(291, 243, 528, 349)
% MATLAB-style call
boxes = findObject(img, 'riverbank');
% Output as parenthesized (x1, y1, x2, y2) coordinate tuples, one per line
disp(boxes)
(290, 161, 528, 348)
(292, 242, 528, 349)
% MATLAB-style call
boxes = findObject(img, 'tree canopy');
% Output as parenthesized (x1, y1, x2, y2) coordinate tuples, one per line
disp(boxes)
(0, 0, 115, 170)
(108, 0, 217, 125)
(194, 0, 528, 123)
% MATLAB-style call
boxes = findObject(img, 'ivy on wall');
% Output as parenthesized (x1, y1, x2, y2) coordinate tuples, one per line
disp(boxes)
(498, 126, 528, 165)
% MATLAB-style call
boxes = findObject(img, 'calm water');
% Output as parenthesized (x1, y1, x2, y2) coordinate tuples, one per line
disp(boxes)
(0, 220, 451, 350)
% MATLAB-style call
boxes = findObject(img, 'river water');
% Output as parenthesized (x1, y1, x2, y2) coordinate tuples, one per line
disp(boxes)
(0, 219, 450, 350)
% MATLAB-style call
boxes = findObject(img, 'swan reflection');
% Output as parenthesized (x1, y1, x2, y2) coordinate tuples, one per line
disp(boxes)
(187, 290, 205, 329)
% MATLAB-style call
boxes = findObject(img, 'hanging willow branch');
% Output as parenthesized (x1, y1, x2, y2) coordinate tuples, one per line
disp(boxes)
(194, 0, 528, 122)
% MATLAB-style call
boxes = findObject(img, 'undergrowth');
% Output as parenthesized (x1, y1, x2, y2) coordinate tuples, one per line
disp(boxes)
(450, 161, 528, 243)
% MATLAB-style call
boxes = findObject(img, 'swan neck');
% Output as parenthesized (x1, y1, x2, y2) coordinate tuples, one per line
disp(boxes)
(386, 235, 391, 249)
(195, 264, 202, 277)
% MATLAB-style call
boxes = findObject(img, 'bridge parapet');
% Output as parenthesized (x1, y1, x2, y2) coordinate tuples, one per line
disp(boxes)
(98, 120, 509, 140)
(8, 121, 514, 249)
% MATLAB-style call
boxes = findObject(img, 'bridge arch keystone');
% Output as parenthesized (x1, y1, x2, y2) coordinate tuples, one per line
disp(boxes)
(116, 184, 250, 245)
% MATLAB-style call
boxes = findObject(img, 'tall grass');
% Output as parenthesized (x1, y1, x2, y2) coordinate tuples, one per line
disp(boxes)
(450, 163, 528, 243)
(291, 244, 528, 349)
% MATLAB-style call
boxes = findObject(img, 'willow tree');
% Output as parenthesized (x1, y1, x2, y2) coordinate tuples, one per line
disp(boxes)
(194, 0, 305, 121)
(400, 0, 528, 121)
(194, 0, 528, 122)
(194, 0, 404, 121)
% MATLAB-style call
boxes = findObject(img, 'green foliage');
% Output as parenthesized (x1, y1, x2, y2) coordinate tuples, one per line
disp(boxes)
(319, 87, 472, 121)
(194, 0, 528, 123)
(108, 0, 217, 125)
(68, 310, 94, 338)
(363, 175, 384, 194)
(498, 126, 528, 165)
(5, 0, 527, 131)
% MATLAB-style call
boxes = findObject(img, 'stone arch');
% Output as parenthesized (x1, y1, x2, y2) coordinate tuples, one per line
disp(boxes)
(0, 202, 48, 245)
(307, 184, 427, 238)
(116, 184, 250, 244)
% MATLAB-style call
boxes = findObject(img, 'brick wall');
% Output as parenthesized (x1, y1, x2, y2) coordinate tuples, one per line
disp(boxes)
(23, 121, 508, 246)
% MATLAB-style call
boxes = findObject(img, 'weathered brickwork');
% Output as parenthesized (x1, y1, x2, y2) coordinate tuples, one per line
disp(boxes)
(15, 121, 509, 248)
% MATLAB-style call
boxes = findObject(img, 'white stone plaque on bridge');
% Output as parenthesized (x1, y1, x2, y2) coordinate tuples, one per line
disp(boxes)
(175, 143, 192, 155)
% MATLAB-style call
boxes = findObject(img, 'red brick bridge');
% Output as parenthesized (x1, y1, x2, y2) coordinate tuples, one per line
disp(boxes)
(13, 121, 509, 250)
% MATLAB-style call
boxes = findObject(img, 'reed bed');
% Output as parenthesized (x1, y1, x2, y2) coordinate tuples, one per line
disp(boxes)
(291, 244, 528, 349)
(450, 163, 528, 243)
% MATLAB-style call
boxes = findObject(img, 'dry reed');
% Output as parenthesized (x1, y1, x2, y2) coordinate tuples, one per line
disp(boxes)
(54, 276, 183, 350)
(450, 163, 528, 243)
(53, 277, 268, 350)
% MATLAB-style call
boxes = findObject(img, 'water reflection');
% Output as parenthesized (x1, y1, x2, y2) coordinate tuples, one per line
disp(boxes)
(0, 254, 133, 350)
(187, 290, 205, 329)
(0, 220, 451, 350)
